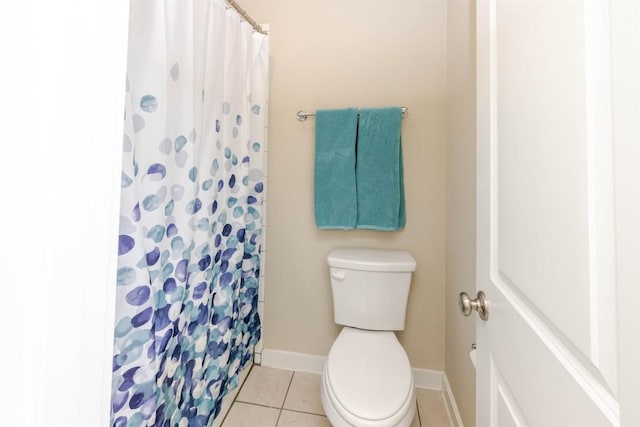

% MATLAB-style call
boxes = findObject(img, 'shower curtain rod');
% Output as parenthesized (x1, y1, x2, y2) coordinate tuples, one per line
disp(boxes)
(226, 0, 267, 34)
(296, 107, 409, 122)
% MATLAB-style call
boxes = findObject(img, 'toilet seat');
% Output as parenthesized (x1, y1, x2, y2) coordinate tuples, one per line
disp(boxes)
(323, 328, 415, 426)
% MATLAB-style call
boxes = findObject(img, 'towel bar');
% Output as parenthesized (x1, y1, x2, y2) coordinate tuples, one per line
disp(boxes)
(297, 107, 408, 122)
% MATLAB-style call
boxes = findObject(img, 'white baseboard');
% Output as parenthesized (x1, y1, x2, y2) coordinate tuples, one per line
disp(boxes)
(261, 349, 451, 392)
(261, 348, 326, 374)
(412, 367, 445, 390)
(441, 373, 464, 427)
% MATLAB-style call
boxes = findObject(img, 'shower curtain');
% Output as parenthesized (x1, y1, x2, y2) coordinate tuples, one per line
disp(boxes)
(111, 1, 268, 426)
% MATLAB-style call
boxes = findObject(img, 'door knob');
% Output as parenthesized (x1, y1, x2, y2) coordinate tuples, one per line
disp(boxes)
(459, 291, 489, 321)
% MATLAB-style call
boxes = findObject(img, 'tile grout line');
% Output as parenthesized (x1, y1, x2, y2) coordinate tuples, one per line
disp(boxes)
(279, 371, 329, 420)
(274, 408, 283, 427)
(234, 402, 327, 418)
(280, 408, 327, 417)
(273, 371, 295, 426)
(282, 371, 296, 408)
(233, 401, 284, 410)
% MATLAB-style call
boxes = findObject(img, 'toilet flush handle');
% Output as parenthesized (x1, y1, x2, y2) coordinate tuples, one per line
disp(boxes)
(331, 270, 346, 281)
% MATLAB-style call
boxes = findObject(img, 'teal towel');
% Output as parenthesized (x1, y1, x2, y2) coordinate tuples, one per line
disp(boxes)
(356, 107, 405, 230)
(314, 108, 359, 229)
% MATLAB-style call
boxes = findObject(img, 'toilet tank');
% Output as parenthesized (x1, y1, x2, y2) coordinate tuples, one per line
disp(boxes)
(327, 248, 417, 331)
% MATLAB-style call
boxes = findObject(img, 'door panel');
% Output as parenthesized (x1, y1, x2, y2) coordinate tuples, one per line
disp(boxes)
(476, 0, 622, 424)
(496, 0, 603, 369)
(491, 359, 528, 427)
(487, 281, 615, 425)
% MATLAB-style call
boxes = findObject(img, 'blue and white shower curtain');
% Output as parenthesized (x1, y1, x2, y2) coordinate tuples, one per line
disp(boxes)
(111, 1, 268, 425)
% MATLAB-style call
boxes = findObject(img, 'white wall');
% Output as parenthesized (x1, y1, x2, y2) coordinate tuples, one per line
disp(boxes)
(0, 1, 128, 425)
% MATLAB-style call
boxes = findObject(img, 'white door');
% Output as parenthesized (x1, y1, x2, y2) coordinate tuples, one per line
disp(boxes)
(474, 0, 640, 425)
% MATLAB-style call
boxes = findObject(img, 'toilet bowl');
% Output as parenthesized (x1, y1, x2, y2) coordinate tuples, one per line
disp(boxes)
(321, 248, 418, 427)
(321, 328, 415, 427)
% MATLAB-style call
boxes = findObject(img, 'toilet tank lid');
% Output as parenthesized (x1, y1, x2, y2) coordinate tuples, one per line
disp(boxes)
(327, 248, 416, 272)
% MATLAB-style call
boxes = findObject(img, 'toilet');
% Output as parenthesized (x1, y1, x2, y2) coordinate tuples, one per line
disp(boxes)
(321, 248, 417, 427)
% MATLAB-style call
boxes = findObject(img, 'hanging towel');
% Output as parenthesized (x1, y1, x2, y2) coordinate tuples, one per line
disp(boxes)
(314, 108, 359, 229)
(356, 107, 406, 230)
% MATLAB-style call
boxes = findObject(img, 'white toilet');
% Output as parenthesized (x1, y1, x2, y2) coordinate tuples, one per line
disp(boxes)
(321, 248, 417, 427)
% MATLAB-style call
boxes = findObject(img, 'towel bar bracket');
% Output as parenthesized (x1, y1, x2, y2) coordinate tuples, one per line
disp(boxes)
(297, 110, 311, 121)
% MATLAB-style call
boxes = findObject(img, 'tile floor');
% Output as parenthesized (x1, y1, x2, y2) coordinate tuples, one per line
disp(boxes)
(220, 366, 453, 427)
